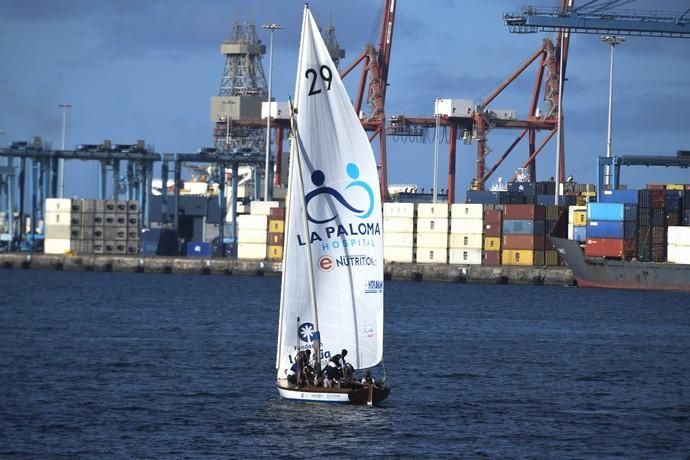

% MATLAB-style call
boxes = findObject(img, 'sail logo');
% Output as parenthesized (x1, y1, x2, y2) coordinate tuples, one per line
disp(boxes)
(364, 279, 383, 293)
(299, 322, 319, 344)
(362, 325, 375, 338)
(335, 254, 377, 268)
(318, 256, 334, 272)
(305, 163, 374, 224)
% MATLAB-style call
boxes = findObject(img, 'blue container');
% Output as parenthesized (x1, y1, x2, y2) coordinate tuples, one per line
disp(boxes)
(587, 202, 624, 221)
(503, 219, 545, 235)
(508, 182, 535, 194)
(186, 241, 211, 257)
(466, 190, 500, 204)
(572, 225, 587, 242)
(586, 220, 624, 238)
(599, 189, 639, 204)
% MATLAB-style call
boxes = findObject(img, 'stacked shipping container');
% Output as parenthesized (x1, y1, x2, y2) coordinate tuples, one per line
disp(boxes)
(448, 203, 483, 264)
(383, 202, 415, 263)
(501, 204, 546, 266)
(267, 207, 286, 261)
(483, 208, 502, 266)
(415, 203, 449, 264)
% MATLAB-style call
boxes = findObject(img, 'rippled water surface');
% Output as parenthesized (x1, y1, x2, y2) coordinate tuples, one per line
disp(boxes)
(1, 269, 689, 458)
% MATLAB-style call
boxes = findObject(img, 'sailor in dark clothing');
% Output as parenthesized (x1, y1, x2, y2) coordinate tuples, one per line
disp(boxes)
(287, 360, 303, 386)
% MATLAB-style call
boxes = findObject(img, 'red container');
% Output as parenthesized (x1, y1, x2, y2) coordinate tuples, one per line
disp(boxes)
(584, 238, 627, 258)
(484, 209, 503, 225)
(268, 232, 284, 245)
(502, 234, 546, 250)
(483, 250, 501, 266)
(503, 204, 546, 220)
(484, 223, 502, 237)
(269, 207, 286, 220)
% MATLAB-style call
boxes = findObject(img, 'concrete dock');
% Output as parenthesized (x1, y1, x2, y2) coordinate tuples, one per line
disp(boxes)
(0, 253, 575, 286)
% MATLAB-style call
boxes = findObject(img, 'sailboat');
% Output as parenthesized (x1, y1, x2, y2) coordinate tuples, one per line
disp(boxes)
(275, 5, 390, 406)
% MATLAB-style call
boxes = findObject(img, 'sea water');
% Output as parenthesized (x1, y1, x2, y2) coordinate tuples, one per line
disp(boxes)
(1, 269, 689, 458)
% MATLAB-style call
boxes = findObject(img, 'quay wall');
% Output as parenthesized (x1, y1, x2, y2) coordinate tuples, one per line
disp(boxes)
(0, 253, 575, 286)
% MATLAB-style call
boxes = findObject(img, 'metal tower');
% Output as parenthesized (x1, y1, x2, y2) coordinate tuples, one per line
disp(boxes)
(211, 16, 268, 153)
(324, 18, 346, 70)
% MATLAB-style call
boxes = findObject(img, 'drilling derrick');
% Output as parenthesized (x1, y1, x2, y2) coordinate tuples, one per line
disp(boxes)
(324, 19, 346, 70)
(210, 17, 268, 153)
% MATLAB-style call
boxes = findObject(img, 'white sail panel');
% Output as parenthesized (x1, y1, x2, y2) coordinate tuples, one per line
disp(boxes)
(276, 7, 383, 379)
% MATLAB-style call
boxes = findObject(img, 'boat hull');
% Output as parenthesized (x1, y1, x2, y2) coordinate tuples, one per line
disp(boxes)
(276, 379, 390, 405)
(550, 236, 690, 292)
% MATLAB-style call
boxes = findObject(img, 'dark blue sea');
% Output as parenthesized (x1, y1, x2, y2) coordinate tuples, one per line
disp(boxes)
(1, 269, 689, 459)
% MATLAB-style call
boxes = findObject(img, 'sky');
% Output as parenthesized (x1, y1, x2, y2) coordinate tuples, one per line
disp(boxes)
(1, 0, 689, 199)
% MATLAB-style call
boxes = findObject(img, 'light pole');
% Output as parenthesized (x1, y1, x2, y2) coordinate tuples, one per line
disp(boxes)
(58, 102, 72, 198)
(263, 23, 282, 202)
(601, 35, 625, 190)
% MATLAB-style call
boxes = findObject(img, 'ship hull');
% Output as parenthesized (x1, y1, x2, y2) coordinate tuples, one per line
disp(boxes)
(550, 237, 690, 292)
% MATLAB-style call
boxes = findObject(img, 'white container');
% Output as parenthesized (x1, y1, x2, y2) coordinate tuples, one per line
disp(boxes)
(450, 203, 483, 219)
(383, 217, 414, 233)
(261, 101, 290, 120)
(45, 198, 73, 212)
(44, 224, 72, 239)
(449, 233, 483, 249)
(449, 248, 482, 265)
(416, 217, 448, 233)
(383, 245, 414, 264)
(668, 226, 690, 245)
(450, 218, 483, 234)
(238, 228, 268, 244)
(667, 244, 690, 264)
(250, 200, 280, 216)
(44, 238, 73, 255)
(237, 242, 267, 260)
(434, 98, 474, 118)
(383, 232, 414, 248)
(416, 247, 448, 264)
(416, 232, 448, 248)
(383, 202, 415, 218)
(238, 214, 268, 230)
(45, 211, 71, 226)
(416, 203, 449, 219)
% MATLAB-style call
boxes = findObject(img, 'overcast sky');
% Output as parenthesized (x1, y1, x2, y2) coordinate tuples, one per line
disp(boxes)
(1, 0, 688, 198)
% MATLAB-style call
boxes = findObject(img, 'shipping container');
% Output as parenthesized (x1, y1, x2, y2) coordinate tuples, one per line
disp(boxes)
(417, 232, 449, 248)
(450, 218, 483, 234)
(237, 242, 267, 260)
(417, 217, 448, 233)
(383, 246, 414, 263)
(449, 248, 482, 265)
(501, 249, 544, 266)
(44, 238, 73, 255)
(599, 189, 638, 204)
(383, 217, 414, 233)
(45, 198, 73, 212)
(483, 250, 501, 266)
(503, 204, 546, 220)
(502, 234, 546, 250)
(268, 219, 284, 233)
(448, 233, 482, 249)
(269, 207, 286, 220)
(587, 203, 624, 221)
(668, 226, 690, 245)
(268, 232, 284, 246)
(484, 237, 501, 251)
(545, 250, 560, 266)
(237, 214, 268, 230)
(238, 228, 268, 244)
(584, 238, 635, 258)
(586, 220, 624, 239)
(383, 202, 415, 218)
(484, 209, 503, 225)
(383, 232, 414, 248)
(268, 244, 283, 260)
(416, 247, 448, 264)
(502, 219, 545, 235)
(416, 203, 449, 218)
(450, 203, 483, 219)
(483, 222, 502, 237)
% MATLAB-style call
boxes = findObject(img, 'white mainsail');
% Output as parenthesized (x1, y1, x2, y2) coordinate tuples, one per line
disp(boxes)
(276, 6, 384, 380)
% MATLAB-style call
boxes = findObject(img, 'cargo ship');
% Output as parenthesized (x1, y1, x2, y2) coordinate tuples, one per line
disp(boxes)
(550, 236, 690, 292)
